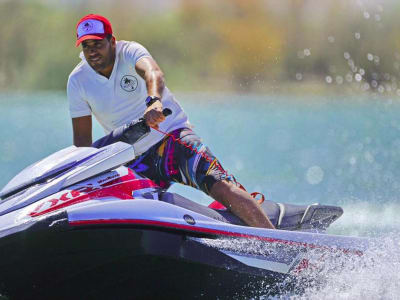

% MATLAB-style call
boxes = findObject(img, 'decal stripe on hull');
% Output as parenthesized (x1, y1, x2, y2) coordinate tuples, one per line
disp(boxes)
(69, 218, 363, 255)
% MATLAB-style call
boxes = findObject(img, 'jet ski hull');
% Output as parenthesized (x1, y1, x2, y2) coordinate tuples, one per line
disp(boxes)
(0, 213, 284, 300)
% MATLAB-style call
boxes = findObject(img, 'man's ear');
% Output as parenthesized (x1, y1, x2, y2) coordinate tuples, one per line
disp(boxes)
(111, 36, 116, 46)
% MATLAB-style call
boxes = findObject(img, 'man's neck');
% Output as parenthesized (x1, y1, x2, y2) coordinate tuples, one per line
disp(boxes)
(99, 60, 115, 78)
(98, 50, 116, 79)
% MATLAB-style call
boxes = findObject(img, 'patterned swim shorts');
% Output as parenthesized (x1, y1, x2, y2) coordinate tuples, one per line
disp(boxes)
(128, 128, 232, 195)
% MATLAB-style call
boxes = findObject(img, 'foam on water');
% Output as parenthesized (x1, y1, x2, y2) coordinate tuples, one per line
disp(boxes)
(285, 235, 400, 300)
(196, 197, 400, 299)
(287, 201, 400, 299)
(283, 201, 400, 299)
(329, 200, 400, 237)
(197, 233, 400, 299)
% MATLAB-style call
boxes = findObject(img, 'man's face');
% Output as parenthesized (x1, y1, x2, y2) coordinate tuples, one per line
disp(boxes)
(81, 37, 115, 73)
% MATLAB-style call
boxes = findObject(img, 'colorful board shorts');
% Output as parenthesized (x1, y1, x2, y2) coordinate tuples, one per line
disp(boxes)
(128, 128, 231, 195)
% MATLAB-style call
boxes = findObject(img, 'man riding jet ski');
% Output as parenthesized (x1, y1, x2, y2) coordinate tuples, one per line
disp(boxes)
(0, 109, 369, 300)
(68, 14, 275, 229)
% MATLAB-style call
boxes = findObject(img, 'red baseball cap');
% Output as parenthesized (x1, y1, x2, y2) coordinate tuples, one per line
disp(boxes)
(75, 14, 113, 47)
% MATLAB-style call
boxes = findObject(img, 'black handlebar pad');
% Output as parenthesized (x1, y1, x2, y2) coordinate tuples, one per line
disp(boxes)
(92, 108, 173, 149)
(163, 108, 172, 116)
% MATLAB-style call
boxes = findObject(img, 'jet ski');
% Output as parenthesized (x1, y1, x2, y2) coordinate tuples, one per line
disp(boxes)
(0, 112, 370, 300)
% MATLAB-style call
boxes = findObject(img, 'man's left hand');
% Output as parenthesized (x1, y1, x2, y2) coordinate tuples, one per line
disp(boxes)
(144, 100, 165, 129)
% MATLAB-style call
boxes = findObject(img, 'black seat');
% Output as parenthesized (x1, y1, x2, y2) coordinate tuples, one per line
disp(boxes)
(160, 192, 343, 231)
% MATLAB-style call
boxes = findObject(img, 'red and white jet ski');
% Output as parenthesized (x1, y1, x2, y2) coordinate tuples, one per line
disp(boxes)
(0, 115, 369, 300)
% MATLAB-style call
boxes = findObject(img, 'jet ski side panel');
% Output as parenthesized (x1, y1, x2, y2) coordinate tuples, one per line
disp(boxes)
(66, 200, 369, 253)
(0, 212, 282, 300)
(0, 199, 366, 300)
(0, 189, 368, 299)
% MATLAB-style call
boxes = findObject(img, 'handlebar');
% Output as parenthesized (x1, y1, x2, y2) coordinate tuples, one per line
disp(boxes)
(162, 108, 172, 117)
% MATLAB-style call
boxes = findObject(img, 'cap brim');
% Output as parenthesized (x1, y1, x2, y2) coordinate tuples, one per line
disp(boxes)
(75, 34, 106, 47)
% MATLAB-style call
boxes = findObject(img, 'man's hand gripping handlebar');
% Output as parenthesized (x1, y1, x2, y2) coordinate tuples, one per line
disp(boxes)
(91, 108, 171, 149)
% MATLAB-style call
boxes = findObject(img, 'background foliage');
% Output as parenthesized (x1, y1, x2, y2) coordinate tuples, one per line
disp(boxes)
(0, 0, 399, 94)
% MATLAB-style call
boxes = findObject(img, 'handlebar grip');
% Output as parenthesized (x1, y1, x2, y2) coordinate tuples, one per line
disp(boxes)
(163, 108, 172, 117)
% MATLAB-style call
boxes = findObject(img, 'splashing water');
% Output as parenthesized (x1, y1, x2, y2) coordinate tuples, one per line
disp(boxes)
(196, 233, 400, 299)
(330, 200, 400, 237)
(286, 235, 400, 300)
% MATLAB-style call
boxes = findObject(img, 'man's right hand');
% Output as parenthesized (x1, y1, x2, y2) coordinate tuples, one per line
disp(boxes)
(144, 100, 165, 129)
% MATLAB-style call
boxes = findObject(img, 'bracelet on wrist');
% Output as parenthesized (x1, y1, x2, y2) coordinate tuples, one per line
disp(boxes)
(145, 96, 161, 107)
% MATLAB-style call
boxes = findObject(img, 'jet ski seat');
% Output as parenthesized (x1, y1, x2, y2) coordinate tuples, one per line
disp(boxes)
(160, 192, 343, 231)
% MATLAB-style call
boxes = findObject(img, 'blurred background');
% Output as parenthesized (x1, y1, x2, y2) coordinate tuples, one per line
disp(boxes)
(1, 0, 400, 237)
(1, 0, 400, 93)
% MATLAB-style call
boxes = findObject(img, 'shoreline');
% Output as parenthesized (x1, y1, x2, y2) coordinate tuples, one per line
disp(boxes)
(0, 80, 399, 102)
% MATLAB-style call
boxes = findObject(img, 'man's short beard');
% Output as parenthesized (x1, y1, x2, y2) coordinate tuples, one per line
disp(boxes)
(90, 60, 108, 72)
(90, 50, 115, 73)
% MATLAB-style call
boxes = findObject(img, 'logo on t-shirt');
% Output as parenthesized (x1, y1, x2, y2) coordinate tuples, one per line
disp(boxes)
(120, 75, 138, 92)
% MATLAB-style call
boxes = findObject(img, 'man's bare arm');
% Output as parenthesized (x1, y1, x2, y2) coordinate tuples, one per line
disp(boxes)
(135, 57, 166, 128)
(135, 57, 165, 98)
(72, 116, 92, 147)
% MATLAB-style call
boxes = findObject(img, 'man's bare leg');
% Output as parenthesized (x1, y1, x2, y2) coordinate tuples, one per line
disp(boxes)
(210, 180, 275, 229)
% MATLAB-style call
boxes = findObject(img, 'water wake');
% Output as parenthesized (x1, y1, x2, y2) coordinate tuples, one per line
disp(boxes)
(330, 201, 400, 237)
(285, 234, 400, 300)
(197, 232, 400, 299)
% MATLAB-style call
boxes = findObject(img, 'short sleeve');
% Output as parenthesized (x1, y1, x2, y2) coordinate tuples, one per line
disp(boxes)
(67, 76, 91, 118)
(125, 42, 153, 66)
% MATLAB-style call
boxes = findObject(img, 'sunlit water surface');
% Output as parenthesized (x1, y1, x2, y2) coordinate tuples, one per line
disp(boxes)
(0, 92, 399, 298)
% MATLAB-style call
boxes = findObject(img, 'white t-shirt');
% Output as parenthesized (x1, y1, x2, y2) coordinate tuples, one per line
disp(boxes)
(67, 40, 190, 155)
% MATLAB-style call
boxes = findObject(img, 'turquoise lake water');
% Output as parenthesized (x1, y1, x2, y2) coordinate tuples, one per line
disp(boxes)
(1, 91, 399, 233)
(0, 91, 399, 298)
